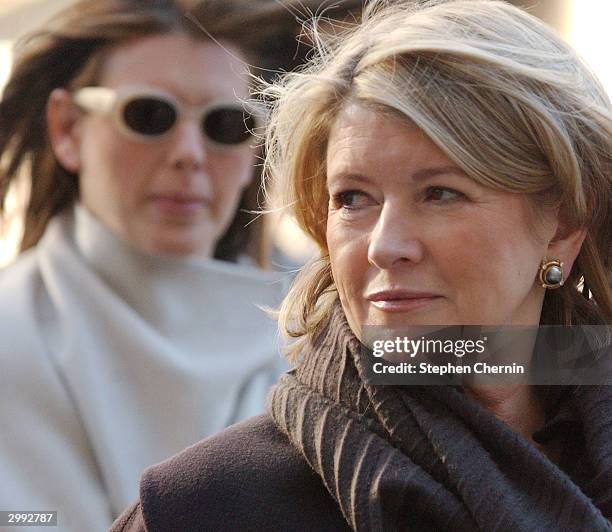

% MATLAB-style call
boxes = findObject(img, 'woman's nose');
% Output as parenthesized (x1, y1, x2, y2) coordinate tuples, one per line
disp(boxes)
(367, 204, 424, 270)
(169, 119, 207, 172)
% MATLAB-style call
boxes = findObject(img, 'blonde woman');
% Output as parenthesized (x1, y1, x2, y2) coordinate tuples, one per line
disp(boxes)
(112, 1, 610, 530)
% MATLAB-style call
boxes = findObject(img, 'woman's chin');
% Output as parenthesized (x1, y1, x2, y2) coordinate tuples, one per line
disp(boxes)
(132, 231, 214, 258)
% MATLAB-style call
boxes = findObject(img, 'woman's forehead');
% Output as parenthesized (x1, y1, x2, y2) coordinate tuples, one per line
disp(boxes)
(326, 103, 453, 178)
(327, 102, 427, 151)
(98, 33, 250, 103)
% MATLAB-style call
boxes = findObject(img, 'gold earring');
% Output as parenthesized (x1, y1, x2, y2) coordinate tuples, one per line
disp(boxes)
(539, 259, 564, 289)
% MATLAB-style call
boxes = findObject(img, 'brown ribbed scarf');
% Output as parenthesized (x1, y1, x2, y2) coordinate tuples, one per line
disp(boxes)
(268, 304, 612, 531)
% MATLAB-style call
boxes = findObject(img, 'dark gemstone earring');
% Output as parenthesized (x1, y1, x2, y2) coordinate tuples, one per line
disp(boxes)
(539, 259, 564, 289)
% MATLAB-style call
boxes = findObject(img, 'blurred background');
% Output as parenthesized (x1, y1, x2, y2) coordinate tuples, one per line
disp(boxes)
(1, 0, 610, 268)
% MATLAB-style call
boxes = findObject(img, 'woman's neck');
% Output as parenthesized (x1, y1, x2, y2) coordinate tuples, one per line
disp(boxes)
(464, 384, 561, 463)
(464, 384, 543, 439)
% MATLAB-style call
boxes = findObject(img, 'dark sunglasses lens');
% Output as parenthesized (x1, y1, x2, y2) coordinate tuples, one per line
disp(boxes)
(123, 97, 176, 136)
(203, 107, 254, 145)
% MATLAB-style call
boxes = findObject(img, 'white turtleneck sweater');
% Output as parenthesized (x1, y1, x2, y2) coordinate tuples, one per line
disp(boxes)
(0, 206, 288, 531)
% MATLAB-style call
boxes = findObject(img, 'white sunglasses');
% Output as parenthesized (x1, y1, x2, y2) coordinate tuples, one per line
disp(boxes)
(73, 85, 263, 149)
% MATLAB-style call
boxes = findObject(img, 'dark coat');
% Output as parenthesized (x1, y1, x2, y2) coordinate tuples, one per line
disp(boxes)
(111, 414, 350, 531)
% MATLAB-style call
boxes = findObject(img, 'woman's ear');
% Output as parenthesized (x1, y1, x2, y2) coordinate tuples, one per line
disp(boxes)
(546, 220, 587, 278)
(46, 88, 82, 173)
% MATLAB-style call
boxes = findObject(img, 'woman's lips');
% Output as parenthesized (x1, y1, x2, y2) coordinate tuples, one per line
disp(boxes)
(150, 195, 209, 217)
(366, 290, 442, 312)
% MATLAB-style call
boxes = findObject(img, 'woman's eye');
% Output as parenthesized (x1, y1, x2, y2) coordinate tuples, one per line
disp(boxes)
(425, 187, 464, 201)
(332, 190, 372, 210)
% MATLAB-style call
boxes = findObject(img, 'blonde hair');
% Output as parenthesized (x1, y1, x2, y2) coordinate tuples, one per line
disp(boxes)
(262, 0, 612, 357)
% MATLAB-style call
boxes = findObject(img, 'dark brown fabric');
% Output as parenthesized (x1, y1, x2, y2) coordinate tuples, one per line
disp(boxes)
(110, 414, 350, 531)
(268, 303, 612, 531)
(111, 500, 146, 530)
(112, 303, 611, 531)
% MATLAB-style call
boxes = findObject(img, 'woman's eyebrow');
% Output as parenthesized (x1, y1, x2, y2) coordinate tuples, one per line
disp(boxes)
(328, 166, 465, 184)
(411, 165, 466, 181)
(326, 172, 373, 184)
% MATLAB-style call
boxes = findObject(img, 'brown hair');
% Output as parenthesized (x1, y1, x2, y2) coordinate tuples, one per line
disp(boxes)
(0, 0, 324, 265)
(262, 0, 611, 356)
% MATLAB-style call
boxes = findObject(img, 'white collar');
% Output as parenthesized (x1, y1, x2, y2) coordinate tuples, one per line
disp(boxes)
(71, 204, 286, 338)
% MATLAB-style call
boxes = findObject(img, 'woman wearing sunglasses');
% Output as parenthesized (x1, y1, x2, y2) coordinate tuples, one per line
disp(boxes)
(0, 0, 362, 529)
